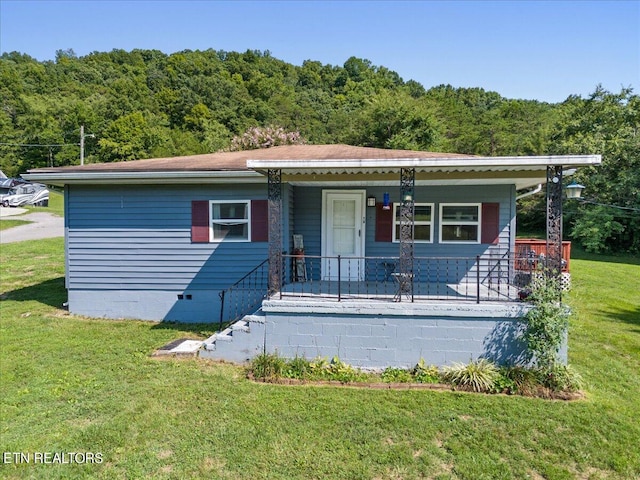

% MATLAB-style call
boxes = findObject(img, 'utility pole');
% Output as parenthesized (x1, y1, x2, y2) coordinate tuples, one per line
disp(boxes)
(80, 125, 95, 165)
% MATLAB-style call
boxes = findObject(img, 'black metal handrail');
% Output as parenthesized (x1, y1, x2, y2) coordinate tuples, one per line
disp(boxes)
(278, 252, 539, 304)
(218, 252, 544, 325)
(218, 258, 269, 329)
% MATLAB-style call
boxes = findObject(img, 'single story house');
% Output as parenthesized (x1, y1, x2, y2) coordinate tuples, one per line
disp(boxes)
(26, 145, 600, 368)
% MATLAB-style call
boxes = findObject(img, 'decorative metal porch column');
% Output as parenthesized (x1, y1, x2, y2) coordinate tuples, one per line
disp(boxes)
(546, 166, 563, 278)
(398, 168, 415, 301)
(267, 169, 282, 297)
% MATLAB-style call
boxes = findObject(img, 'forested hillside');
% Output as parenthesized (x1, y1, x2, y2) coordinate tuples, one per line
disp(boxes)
(1, 48, 638, 252)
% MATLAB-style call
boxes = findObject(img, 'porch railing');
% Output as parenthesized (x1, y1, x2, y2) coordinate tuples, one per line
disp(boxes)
(218, 259, 270, 328)
(218, 249, 563, 323)
(515, 239, 571, 272)
(279, 253, 539, 303)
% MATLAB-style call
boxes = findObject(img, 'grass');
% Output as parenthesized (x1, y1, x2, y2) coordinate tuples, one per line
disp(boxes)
(1, 239, 639, 479)
(28, 189, 65, 217)
(0, 219, 31, 230)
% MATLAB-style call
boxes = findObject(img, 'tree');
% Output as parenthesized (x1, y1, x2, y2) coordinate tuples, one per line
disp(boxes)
(227, 126, 305, 151)
(2, 46, 634, 256)
(98, 112, 169, 162)
(349, 91, 438, 150)
(551, 87, 640, 253)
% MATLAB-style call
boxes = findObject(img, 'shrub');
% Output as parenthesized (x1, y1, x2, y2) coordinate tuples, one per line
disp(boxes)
(249, 352, 286, 381)
(570, 205, 625, 253)
(537, 364, 584, 392)
(304, 356, 369, 383)
(326, 356, 368, 383)
(284, 355, 312, 379)
(442, 359, 500, 393)
(381, 367, 413, 383)
(309, 357, 329, 378)
(247, 354, 582, 397)
(411, 359, 440, 384)
(522, 271, 570, 371)
(502, 366, 540, 396)
(492, 368, 517, 394)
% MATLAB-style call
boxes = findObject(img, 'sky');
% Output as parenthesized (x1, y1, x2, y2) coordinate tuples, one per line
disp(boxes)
(1, 0, 638, 103)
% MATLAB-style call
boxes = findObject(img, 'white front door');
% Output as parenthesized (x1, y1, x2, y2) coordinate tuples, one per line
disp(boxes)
(322, 190, 366, 281)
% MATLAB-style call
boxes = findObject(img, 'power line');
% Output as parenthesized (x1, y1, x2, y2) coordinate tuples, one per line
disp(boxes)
(578, 199, 640, 213)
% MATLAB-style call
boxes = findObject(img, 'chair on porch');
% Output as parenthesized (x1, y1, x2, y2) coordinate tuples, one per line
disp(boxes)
(380, 261, 397, 282)
(292, 234, 307, 282)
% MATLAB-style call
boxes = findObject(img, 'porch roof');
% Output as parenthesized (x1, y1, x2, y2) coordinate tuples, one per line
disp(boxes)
(245, 146, 601, 189)
(24, 144, 601, 189)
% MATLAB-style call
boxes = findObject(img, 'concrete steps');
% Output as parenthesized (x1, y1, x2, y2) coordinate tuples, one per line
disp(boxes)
(199, 309, 266, 363)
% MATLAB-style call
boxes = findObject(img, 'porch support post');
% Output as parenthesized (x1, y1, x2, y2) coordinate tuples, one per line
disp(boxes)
(267, 168, 282, 297)
(399, 168, 415, 301)
(546, 165, 563, 281)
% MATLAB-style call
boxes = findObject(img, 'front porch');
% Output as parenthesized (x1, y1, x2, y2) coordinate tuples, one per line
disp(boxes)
(209, 247, 568, 368)
(218, 248, 560, 326)
(205, 152, 595, 368)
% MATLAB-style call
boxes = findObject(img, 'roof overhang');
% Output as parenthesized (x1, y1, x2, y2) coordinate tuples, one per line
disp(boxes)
(247, 155, 600, 172)
(247, 155, 601, 190)
(22, 170, 264, 187)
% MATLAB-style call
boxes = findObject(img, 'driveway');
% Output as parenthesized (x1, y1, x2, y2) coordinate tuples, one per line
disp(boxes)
(0, 207, 64, 243)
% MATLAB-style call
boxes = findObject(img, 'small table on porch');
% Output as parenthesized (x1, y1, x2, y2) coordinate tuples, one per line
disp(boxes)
(391, 272, 414, 302)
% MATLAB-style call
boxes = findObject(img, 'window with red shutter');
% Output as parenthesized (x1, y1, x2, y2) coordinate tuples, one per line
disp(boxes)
(439, 203, 481, 243)
(192, 199, 269, 243)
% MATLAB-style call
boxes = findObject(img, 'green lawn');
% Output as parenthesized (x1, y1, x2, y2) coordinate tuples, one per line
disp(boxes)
(1, 238, 639, 479)
(0, 219, 31, 231)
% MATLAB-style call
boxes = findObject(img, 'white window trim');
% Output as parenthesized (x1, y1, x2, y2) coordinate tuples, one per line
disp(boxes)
(392, 202, 434, 243)
(439, 203, 481, 244)
(209, 199, 251, 242)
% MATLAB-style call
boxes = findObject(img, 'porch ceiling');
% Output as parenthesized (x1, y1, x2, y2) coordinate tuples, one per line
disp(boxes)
(282, 169, 548, 189)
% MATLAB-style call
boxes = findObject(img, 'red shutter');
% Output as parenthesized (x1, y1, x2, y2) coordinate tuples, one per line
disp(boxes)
(191, 200, 209, 243)
(251, 200, 268, 242)
(481, 203, 500, 244)
(375, 203, 394, 242)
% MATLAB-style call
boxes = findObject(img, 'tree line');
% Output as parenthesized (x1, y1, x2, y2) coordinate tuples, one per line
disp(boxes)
(0, 48, 637, 253)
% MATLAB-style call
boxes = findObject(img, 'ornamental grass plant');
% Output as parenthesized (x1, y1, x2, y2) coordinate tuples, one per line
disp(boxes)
(441, 359, 500, 393)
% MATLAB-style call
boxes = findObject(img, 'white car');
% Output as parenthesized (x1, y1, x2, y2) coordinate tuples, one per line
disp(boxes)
(0, 183, 49, 207)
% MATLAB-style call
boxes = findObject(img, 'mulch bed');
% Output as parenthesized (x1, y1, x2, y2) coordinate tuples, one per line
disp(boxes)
(246, 373, 585, 400)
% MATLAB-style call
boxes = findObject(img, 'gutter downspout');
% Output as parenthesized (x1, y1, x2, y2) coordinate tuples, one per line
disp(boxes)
(516, 184, 542, 201)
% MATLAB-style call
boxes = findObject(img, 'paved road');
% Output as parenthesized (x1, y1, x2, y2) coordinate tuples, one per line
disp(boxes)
(0, 209, 64, 244)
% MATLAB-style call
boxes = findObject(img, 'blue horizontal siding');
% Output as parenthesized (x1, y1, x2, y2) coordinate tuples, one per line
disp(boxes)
(67, 184, 268, 293)
(287, 185, 514, 283)
(292, 185, 514, 259)
(292, 187, 322, 256)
